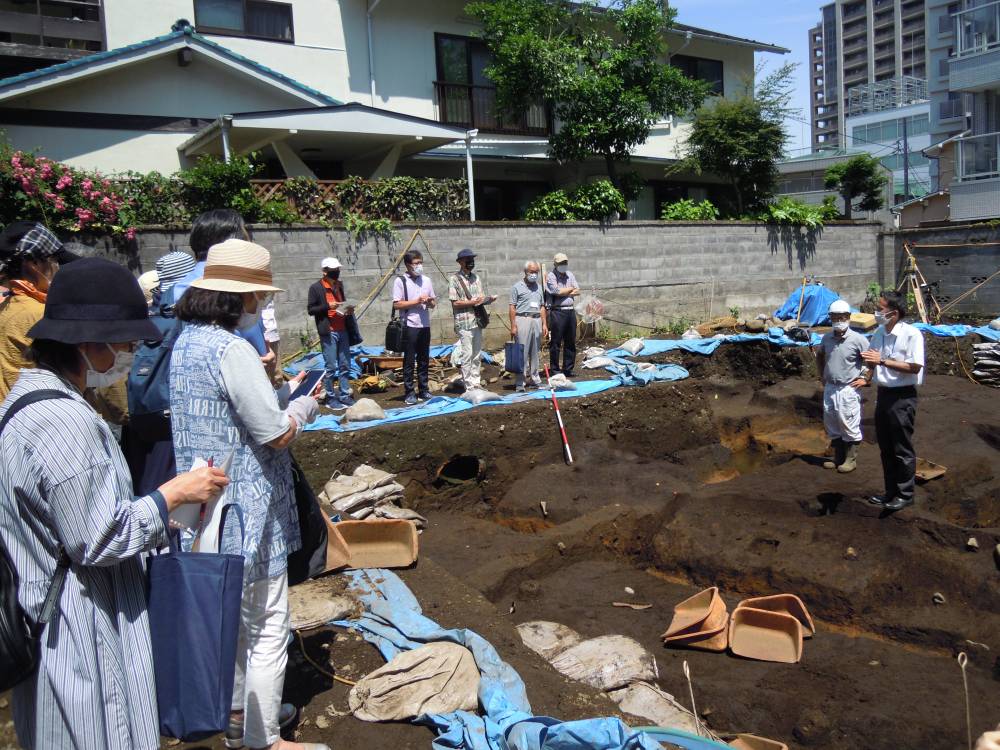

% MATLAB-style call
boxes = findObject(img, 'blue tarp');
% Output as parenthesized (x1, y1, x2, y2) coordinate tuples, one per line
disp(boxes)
(773, 284, 842, 327)
(284, 344, 494, 378)
(913, 322, 1000, 342)
(607, 328, 821, 359)
(335, 570, 663, 750)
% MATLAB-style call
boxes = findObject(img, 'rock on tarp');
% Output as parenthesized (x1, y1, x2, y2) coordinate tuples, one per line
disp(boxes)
(773, 284, 843, 327)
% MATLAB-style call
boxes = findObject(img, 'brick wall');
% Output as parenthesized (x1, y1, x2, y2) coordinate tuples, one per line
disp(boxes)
(894, 225, 1000, 317)
(119, 221, 887, 349)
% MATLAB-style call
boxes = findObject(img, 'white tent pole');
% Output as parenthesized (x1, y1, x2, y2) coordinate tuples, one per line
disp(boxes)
(465, 129, 478, 222)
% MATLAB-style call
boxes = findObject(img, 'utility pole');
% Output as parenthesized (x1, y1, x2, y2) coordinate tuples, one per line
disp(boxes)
(902, 115, 910, 201)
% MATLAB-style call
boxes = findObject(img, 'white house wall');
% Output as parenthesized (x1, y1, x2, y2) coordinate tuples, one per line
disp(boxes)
(1, 126, 191, 174)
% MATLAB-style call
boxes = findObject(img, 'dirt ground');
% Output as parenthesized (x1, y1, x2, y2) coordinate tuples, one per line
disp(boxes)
(1, 335, 997, 750)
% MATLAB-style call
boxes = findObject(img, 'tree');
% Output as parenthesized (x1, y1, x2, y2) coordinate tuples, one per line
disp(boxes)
(674, 63, 797, 216)
(823, 154, 888, 220)
(467, 0, 709, 186)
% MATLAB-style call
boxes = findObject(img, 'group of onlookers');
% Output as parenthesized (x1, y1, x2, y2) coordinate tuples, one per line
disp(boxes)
(0, 214, 328, 750)
(312, 248, 581, 404)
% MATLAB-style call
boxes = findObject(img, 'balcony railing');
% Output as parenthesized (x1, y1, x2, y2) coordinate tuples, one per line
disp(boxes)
(939, 98, 965, 120)
(0, 0, 103, 49)
(434, 82, 551, 137)
(955, 0, 1000, 57)
(956, 131, 1000, 181)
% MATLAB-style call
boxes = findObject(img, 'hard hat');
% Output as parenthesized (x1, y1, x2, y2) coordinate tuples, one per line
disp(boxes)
(828, 299, 851, 314)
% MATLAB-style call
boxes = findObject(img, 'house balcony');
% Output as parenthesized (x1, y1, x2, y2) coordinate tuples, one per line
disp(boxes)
(956, 131, 1000, 182)
(434, 82, 551, 138)
(951, 0, 1000, 91)
(951, 175, 1000, 220)
(0, 0, 103, 75)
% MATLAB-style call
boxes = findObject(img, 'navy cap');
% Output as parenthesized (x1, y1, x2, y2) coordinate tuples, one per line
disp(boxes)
(456, 248, 476, 261)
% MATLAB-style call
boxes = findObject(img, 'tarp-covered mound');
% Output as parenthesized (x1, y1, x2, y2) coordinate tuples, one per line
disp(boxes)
(774, 284, 842, 327)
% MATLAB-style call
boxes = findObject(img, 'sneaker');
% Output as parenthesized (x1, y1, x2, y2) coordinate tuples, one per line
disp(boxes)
(225, 703, 298, 748)
(326, 398, 348, 411)
(404, 393, 418, 406)
(417, 391, 433, 401)
(338, 394, 356, 407)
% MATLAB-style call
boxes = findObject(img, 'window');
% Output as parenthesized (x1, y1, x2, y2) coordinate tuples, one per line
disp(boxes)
(671, 54, 724, 96)
(195, 0, 293, 43)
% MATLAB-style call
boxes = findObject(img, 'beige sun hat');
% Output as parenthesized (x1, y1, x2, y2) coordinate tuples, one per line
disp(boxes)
(191, 239, 283, 294)
(553, 252, 569, 264)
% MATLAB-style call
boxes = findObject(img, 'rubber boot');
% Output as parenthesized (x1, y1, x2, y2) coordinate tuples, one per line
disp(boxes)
(837, 442, 858, 473)
(823, 439, 844, 469)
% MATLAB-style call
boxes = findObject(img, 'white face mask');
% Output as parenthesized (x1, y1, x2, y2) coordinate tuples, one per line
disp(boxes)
(412, 264, 424, 276)
(556, 263, 568, 272)
(83, 344, 134, 389)
(875, 311, 890, 326)
(238, 307, 262, 332)
(832, 321, 849, 333)
(526, 272, 538, 283)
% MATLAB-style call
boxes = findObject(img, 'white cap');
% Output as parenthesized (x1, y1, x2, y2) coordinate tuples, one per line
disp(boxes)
(829, 299, 851, 315)
(321, 257, 341, 270)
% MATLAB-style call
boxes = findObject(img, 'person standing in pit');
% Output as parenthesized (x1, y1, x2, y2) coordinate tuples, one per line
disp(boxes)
(816, 299, 869, 473)
(509, 261, 548, 391)
(545, 252, 580, 377)
(862, 291, 925, 511)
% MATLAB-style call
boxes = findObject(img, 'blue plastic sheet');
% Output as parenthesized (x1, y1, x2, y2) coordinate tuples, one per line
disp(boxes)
(773, 284, 842, 327)
(335, 570, 663, 750)
(607, 338, 723, 357)
(304, 379, 629, 433)
(284, 344, 494, 377)
(606, 361, 691, 386)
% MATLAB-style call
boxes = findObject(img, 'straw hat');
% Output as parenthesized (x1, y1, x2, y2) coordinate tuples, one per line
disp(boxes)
(137, 270, 159, 303)
(190, 239, 283, 294)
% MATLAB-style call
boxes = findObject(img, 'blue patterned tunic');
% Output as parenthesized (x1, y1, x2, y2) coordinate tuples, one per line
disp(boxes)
(0, 368, 168, 750)
(169, 323, 300, 582)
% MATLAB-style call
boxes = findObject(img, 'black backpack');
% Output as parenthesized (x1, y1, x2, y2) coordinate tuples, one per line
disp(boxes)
(0, 390, 72, 692)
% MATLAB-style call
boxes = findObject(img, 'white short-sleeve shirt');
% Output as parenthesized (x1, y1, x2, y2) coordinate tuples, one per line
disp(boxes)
(870, 320, 925, 387)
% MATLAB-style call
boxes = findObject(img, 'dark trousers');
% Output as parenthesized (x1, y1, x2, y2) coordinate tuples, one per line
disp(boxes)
(875, 386, 918, 501)
(402, 326, 430, 396)
(549, 307, 577, 375)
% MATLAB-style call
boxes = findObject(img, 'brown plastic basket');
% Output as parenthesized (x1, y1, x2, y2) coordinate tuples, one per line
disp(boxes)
(336, 519, 419, 569)
(729, 607, 803, 664)
(735, 594, 815, 639)
(729, 733, 789, 750)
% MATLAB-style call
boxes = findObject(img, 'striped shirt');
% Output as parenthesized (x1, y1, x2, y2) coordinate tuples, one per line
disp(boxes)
(0, 368, 168, 750)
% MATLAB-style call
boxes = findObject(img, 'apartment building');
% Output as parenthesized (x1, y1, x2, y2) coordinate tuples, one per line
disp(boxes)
(0, 0, 105, 78)
(0, 0, 787, 219)
(924, 0, 999, 221)
(809, 0, 928, 151)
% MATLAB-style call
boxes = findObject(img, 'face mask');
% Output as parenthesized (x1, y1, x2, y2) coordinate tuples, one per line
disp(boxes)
(465, 261, 475, 271)
(556, 263, 568, 272)
(326, 270, 340, 280)
(833, 321, 849, 333)
(412, 264, 424, 276)
(83, 344, 133, 389)
(875, 311, 891, 326)
(526, 273, 538, 283)
(238, 306, 262, 332)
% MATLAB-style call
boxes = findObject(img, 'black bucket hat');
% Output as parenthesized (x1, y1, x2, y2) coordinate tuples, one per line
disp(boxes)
(28, 257, 162, 344)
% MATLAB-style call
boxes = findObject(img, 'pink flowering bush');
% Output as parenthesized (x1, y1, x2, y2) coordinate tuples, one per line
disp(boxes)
(1, 141, 132, 236)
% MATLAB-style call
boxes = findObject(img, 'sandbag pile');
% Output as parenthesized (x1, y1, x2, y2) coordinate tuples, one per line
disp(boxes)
(972, 342, 1000, 388)
(319, 464, 426, 528)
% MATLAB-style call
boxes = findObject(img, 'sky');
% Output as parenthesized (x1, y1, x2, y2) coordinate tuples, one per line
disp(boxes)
(666, 0, 820, 155)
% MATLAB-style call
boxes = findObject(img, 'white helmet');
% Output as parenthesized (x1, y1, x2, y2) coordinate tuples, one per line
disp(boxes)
(828, 299, 851, 315)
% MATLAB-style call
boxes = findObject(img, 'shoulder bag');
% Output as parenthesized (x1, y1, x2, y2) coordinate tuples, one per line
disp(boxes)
(385, 276, 407, 353)
(455, 272, 490, 329)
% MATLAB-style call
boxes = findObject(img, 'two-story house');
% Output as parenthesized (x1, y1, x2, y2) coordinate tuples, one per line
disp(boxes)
(0, 0, 787, 219)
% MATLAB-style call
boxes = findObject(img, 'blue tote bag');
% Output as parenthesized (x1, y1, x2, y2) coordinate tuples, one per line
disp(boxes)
(505, 340, 525, 374)
(148, 504, 245, 741)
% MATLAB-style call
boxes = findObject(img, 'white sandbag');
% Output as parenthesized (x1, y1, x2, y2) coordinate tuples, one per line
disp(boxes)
(355, 502, 428, 529)
(324, 465, 396, 504)
(344, 398, 386, 423)
(516, 621, 583, 661)
(973, 342, 1000, 351)
(331, 482, 405, 515)
(608, 682, 704, 737)
(990, 317, 1000, 331)
(461, 388, 503, 405)
(618, 338, 645, 356)
(583, 356, 615, 370)
(348, 642, 479, 722)
(548, 373, 576, 390)
(353, 464, 396, 490)
(583, 346, 607, 359)
(549, 635, 657, 691)
(681, 327, 701, 340)
(972, 359, 1000, 368)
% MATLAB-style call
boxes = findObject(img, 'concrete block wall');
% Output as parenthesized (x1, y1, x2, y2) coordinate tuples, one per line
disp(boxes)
(894, 226, 1000, 317)
(125, 221, 886, 349)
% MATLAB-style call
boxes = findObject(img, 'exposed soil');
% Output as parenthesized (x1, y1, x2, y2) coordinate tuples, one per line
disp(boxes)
(2, 335, 998, 750)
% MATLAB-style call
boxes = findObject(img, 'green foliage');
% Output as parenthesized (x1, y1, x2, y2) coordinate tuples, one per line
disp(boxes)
(179, 154, 263, 219)
(344, 212, 394, 244)
(748, 197, 830, 229)
(675, 62, 797, 216)
(256, 200, 300, 225)
(115, 171, 188, 227)
(617, 171, 647, 203)
(525, 180, 626, 221)
(819, 195, 841, 221)
(823, 154, 887, 220)
(652, 316, 693, 336)
(468, 0, 708, 184)
(729, 305, 741, 319)
(660, 198, 719, 221)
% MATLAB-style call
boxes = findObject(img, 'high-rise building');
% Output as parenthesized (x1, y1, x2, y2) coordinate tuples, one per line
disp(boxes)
(0, 0, 105, 78)
(810, 0, 928, 151)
